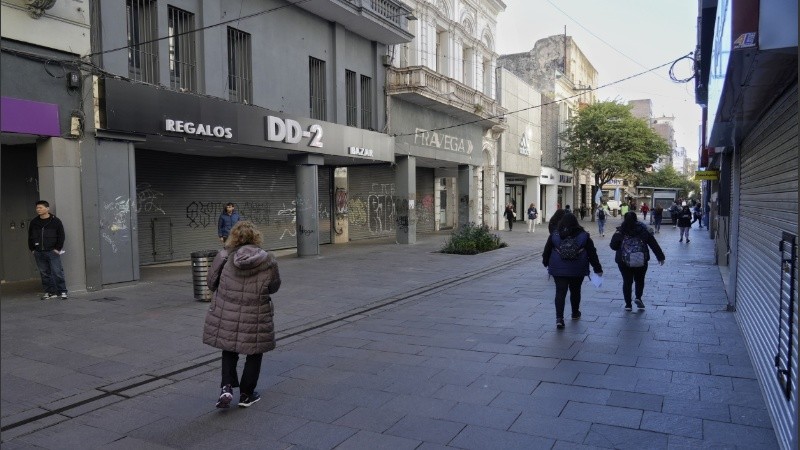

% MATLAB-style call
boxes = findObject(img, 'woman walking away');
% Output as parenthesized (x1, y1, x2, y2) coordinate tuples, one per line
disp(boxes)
(610, 212, 665, 311)
(677, 205, 693, 243)
(542, 213, 603, 329)
(548, 209, 567, 234)
(526, 203, 538, 233)
(640, 203, 649, 222)
(503, 203, 516, 231)
(652, 206, 664, 233)
(596, 205, 607, 237)
(203, 221, 281, 408)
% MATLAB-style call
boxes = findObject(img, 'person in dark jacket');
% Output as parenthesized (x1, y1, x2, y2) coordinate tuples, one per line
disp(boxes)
(548, 209, 567, 234)
(526, 203, 538, 233)
(203, 221, 281, 408)
(28, 200, 68, 300)
(218, 203, 241, 243)
(677, 205, 693, 242)
(503, 203, 516, 230)
(609, 212, 666, 311)
(542, 213, 603, 329)
(652, 206, 664, 233)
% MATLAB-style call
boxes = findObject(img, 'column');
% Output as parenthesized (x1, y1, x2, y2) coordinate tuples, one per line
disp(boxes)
(395, 156, 416, 244)
(457, 164, 473, 227)
(290, 155, 323, 257)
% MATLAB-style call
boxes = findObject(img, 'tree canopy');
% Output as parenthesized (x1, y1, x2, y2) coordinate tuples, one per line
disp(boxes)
(561, 101, 671, 200)
(638, 166, 700, 199)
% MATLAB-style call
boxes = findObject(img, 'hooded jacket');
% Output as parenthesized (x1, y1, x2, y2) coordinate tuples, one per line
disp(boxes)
(609, 221, 666, 266)
(202, 244, 281, 355)
(542, 228, 603, 277)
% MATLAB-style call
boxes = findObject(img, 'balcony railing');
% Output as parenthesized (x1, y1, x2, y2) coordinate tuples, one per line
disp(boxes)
(297, 0, 412, 44)
(387, 65, 507, 125)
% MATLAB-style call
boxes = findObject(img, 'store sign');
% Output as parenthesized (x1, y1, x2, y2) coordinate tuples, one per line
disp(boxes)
(414, 128, 474, 154)
(265, 116, 323, 148)
(559, 174, 573, 183)
(165, 119, 233, 139)
(519, 134, 530, 155)
(694, 170, 719, 181)
(348, 147, 373, 157)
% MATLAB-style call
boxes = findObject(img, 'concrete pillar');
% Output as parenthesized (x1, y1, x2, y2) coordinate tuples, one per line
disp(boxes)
(37, 137, 86, 293)
(457, 164, 473, 227)
(395, 156, 416, 244)
(290, 155, 323, 257)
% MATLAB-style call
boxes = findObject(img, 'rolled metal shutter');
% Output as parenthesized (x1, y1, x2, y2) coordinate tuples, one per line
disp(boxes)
(416, 167, 435, 233)
(136, 150, 331, 263)
(318, 167, 332, 245)
(347, 164, 396, 241)
(736, 84, 798, 449)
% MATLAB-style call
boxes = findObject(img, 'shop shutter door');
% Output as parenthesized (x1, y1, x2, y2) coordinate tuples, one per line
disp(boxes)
(737, 84, 798, 448)
(318, 167, 332, 245)
(347, 165, 396, 241)
(136, 150, 332, 263)
(416, 167, 435, 233)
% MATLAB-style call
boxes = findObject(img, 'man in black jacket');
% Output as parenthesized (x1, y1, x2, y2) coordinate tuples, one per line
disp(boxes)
(28, 200, 67, 300)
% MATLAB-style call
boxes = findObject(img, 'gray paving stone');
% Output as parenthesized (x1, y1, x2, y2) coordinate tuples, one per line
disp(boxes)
(533, 382, 613, 405)
(280, 421, 357, 449)
(333, 406, 406, 433)
(432, 384, 501, 406)
(469, 374, 539, 394)
(99, 436, 178, 450)
(729, 405, 773, 429)
(634, 380, 699, 401)
(699, 385, 767, 407)
(640, 411, 702, 438)
(702, 420, 779, 448)
(489, 391, 567, 417)
(583, 423, 668, 449)
(509, 411, 591, 442)
(17, 421, 124, 449)
(206, 410, 308, 438)
(440, 402, 521, 430)
(384, 378, 444, 396)
(661, 398, 730, 422)
(77, 404, 165, 434)
(670, 371, 733, 389)
(449, 424, 555, 449)
(429, 368, 483, 386)
(270, 397, 356, 423)
(573, 350, 637, 367)
(384, 415, 465, 445)
(270, 377, 341, 401)
(605, 390, 662, 412)
(573, 373, 636, 392)
(382, 394, 456, 418)
(709, 363, 757, 379)
(335, 430, 420, 450)
(636, 356, 709, 375)
(561, 401, 643, 429)
(605, 365, 672, 382)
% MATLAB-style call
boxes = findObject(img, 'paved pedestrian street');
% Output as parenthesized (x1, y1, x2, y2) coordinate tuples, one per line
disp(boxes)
(1, 218, 779, 449)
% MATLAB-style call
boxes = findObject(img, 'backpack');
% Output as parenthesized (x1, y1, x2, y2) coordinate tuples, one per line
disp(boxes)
(621, 234, 647, 267)
(598, 209, 606, 220)
(530, 208, 538, 220)
(556, 235, 583, 260)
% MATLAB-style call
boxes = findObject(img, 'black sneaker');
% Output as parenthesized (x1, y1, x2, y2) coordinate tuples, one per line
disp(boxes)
(238, 391, 261, 407)
(624, 304, 633, 312)
(41, 293, 56, 300)
(679, 239, 683, 242)
(686, 240, 690, 243)
(571, 311, 582, 320)
(556, 319, 565, 329)
(216, 384, 233, 408)
(634, 299, 645, 309)
(60, 292, 68, 300)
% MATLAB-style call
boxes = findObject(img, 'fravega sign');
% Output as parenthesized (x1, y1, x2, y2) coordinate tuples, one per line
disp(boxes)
(414, 128, 474, 154)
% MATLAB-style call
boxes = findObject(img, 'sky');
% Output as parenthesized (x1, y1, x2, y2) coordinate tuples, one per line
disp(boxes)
(495, 0, 700, 160)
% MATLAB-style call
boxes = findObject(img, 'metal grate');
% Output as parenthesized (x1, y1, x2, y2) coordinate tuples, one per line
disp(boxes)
(309, 57, 326, 120)
(127, 0, 159, 83)
(227, 27, 252, 103)
(345, 70, 357, 126)
(776, 232, 796, 400)
(360, 75, 372, 130)
(168, 6, 196, 92)
(90, 0, 103, 66)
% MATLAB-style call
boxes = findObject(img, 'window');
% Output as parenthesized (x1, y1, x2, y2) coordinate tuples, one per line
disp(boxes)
(345, 70, 357, 127)
(360, 75, 372, 130)
(168, 6, 196, 92)
(127, 0, 158, 83)
(227, 27, 252, 103)
(309, 57, 326, 120)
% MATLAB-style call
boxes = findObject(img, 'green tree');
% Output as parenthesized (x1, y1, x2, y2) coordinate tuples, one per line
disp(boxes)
(638, 166, 700, 199)
(561, 101, 671, 207)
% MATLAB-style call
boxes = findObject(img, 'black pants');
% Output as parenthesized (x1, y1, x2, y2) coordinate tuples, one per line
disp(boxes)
(553, 276, 583, 319)
(507, 217, 513, 230)
(618, 264, 648, 304)
(220, 351, 263, 396)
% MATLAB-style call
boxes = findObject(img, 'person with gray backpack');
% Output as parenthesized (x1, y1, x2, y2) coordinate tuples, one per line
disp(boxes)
(609, 212, 665, 311)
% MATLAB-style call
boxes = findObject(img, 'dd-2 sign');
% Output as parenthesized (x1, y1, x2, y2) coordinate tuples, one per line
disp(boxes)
(265, 116, 323, 148)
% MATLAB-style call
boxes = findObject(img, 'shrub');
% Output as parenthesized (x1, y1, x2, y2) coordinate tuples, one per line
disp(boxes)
(440, 222, 507, 255)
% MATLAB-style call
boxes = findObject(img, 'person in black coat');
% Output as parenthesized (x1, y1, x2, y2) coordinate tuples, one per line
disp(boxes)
(543, 213, 603, 329)
(677, 205, 693, 242)
(547, 209, 567, 234)
(609, 212, 665, 311)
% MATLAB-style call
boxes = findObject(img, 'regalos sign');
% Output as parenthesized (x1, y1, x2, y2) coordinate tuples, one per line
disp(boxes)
(165, 119, 233, 139)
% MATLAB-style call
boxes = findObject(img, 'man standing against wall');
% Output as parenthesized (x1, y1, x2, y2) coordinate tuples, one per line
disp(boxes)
(28, 200, 68, 300)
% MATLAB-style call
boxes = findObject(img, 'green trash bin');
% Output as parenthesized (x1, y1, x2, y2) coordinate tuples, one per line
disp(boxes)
(191, 250, 218, 301)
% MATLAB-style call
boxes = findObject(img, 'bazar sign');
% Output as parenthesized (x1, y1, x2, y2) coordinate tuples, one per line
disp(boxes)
(414, 128, 474, 154)
(165, 119, 233, 139)
(348, 147, 373, 157)
(694, 170, 719, 181)
(265, 116, 323, 148)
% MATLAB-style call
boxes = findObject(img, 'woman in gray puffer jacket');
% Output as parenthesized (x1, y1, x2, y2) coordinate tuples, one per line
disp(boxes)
(203, 221, 281, 408)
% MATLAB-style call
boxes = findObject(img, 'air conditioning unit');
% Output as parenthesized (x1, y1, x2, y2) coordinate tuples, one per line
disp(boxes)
(381, 55, 392, 67)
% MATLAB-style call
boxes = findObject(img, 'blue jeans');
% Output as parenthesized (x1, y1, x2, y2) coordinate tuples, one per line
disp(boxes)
(597, 219, 606, 234)
(33, 250, 67, 294)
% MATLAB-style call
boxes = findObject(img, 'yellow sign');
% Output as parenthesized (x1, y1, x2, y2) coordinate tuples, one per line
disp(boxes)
(694, 171, 719, 181)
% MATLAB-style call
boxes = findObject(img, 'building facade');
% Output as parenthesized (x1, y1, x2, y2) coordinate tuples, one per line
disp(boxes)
(695, 0, 798, 448)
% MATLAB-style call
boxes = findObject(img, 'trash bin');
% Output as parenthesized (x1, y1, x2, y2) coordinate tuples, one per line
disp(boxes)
(191, 250, 218, 301)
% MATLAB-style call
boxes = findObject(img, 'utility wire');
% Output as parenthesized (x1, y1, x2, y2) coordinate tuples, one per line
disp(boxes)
(391, 54, 691, 138)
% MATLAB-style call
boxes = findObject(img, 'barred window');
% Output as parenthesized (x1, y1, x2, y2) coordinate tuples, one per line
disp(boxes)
(345, 70, 357, 127)
(127, 0, 158, 83)
(227, 27, 252, 103)
(360, 75, 372, 130)
(168, 6, 196, 92)
(309, 57, 326, 120)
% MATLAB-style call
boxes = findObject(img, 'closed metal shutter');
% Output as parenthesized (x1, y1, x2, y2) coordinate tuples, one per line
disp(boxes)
(136, 150, 331, 264)
(347, 164, 396, 241)
(737, 84, 798, 449)
(416, 167, 435, 233)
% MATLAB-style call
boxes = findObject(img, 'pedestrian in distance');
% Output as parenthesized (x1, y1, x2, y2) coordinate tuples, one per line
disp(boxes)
(564, 205, 571, 214)
(692, 204, 703, 228)
(526, 203, 538, 233)
(596, 204, 608, 237)
(28, 200, 68, 300)
(542, 213, 603, 329)
(677, 205, 693, 243)
(609, 212, 665, 311)
(218, 202, 241, 244)
(579, 204, 587, 220)
(641, 203, 649, 222)
(203, 221, 281, 409)
(652, 206, 664, 233)
(503, 202, 516, 231)
(548, 208, 567, 234)
(669, 202, 680, 228)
